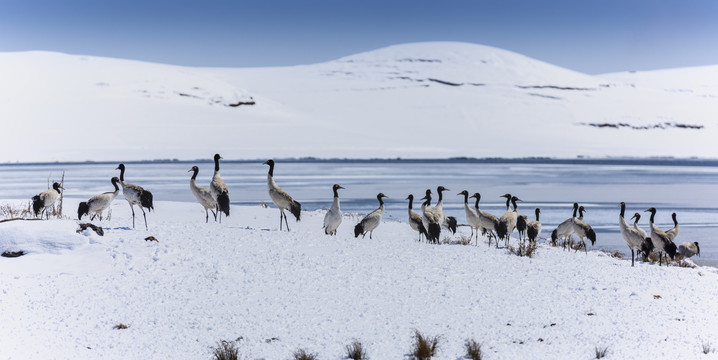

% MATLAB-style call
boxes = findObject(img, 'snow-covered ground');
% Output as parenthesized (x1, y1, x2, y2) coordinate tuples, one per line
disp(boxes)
(0, 42, 716, 163)
(2, 199, 717, 359)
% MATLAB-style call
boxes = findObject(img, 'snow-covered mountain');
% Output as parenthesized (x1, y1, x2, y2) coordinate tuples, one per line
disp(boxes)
(1, 42, 715, 162)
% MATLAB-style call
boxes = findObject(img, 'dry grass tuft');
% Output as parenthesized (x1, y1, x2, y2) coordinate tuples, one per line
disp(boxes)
(464, 339, 483, 360)
(113, 323, 129, 330)
(701, 338, 715, 354)
(211, 340, 239, 360)
(507, 241, 537, 257)
(345, 339, 368, 360)
(410, 330, 440, 360)
(595, 345, 609, 358)
(293, 348, 318, 360)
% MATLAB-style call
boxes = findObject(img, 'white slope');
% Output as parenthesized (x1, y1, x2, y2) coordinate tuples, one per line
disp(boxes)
(1, 200, 716, 359)
(0, 42, 716, 162)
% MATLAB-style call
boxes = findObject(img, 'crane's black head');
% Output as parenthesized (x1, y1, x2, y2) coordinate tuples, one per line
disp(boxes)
(377, 193, 388, 199)
(111, 176, 120, 183)
(437, 186, 449, 193)
(695, 242, 701, 256)
(470, 193, 481, 200)
(501, 193, 512, 199)
(263, 159, 274, 166)
(512, 196, 522, 202)
(579, 206, 586, 213)
(644, 207, 657, 215)
(573, 203, 579, 209)
(188, 165, 199, 173)
(630, 212, 641, 221)
(535, 208, 541, 215)
(672, 212, 678, 222)
(116, 163, 125, 171)
(214, 154, 222, 161)
(52, 182, 63, 190)
(406, 194, 414, 201)
(333, 184, 344, 191)
(420, 189, 431, 200)
(457, 190, 468, 196)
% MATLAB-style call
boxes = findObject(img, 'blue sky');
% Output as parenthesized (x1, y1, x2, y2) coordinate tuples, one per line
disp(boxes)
(2, 0, 717, 74)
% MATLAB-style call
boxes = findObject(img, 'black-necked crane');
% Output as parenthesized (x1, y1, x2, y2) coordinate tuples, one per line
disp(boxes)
(78, 177, 120, 221)
(32, 182, 63, 219)
(406, 194, 428, 242)
(631, 213, 654, 261)
(470, 192, 499, 246)
(458, 190, 481, 243)
(420, 190, 442, 244)
(116, 164, 153, 230)
(619, 202, 644, 266)
(323, 184, 344, 235)
(665, 212, 679, 241)
(263, 159, 301, 231)
(551, 203, 578, 248)
(354, 193, 387, 239)
(210, 154, 230, 223)
(678, 241, 700, 258)
(433, 186, 457, 234)
(189, 165, 217, 223)
(526, 208, 542, 243)
(497, 194, 520, 247)
(572, 206, 596, 253)
(516, 213, 529, 242)
(645, 207, 678, 266)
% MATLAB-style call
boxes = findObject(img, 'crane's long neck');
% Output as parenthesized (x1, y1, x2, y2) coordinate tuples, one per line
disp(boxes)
(408, 197, 414, 210)
(377, 195, 384, 206)
(505, 197, 511, 211)
(473, 196, 480, 210)
(112, 179, 120, 192)
(461, 192, 468, 204)
(620, 203, 626, 218)
(266, 162, 274, 177)
(191, 168, 199, 181)
(649, 211, 656, 224)
(511, 198, 518, 212)
(214, 157, 221, 173)
(333, 187, 339, 198)
(436, 190, 444, 206)
(572, 204, 578, 218)
(535, 209, 540, 221)
(118, 167, 125, 182)
(672, 213, 678, 226)
(578, 207, 585, 218)
(422, 196, 431, 209)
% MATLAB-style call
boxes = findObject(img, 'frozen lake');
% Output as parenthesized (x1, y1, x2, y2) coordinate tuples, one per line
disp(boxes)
(2, 159, 717, 266)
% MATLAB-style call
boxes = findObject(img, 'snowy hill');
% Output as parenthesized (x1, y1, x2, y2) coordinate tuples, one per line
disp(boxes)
(0, 42, 716, 162)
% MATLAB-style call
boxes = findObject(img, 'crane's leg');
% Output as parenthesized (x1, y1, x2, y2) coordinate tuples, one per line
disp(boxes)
(205, 209, 209, 223)
(369, 230, 373, 239)
(211, 209, 217, 221)
(283, 211, 291, 232)
(140, 207, 148, 231)
(279, 211, 284, 231)
(631, 249, 635, 267)
(129, 203, 136, 229)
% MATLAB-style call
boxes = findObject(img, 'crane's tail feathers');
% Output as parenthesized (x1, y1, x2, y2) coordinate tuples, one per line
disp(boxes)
(290, 200, 301, 221)
(354, 223, 364, 238)
(527, 227, 538, 242)
(32, 195, 43, 215)
(78, 202, 90, 220)
(550, 229, 558, 245)
(496, 222, 508, 240)
(419, 223, 428, 237)
(587, 228, 597, 246)
(140, 190, 154, 211)
(665, 241, 677, 259)
(216, 191, 230, 217)
(447, 216, 457, 234)
(428, 223, 441, 243)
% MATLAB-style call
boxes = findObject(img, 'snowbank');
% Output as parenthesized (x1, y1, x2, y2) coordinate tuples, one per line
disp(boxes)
(0, 200, 716, 359)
